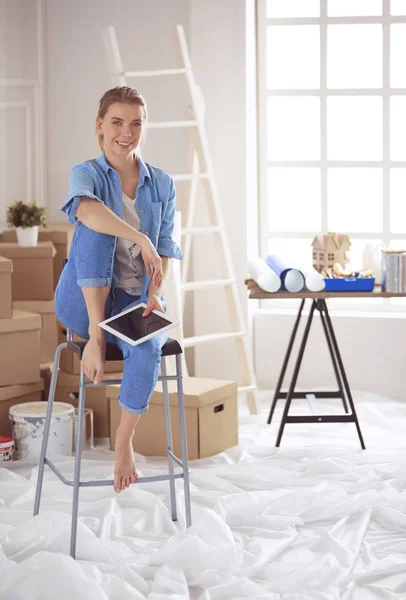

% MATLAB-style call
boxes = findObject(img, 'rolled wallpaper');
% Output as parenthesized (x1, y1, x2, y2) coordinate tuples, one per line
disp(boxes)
(247, 257, 281, 293)
(266, 255, 305, 292)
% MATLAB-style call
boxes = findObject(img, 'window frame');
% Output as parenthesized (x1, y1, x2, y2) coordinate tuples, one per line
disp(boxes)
(257, 0, 406, 313)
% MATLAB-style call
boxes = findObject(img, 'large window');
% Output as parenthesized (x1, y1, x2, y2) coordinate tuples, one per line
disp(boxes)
(257, 0, 406, 310)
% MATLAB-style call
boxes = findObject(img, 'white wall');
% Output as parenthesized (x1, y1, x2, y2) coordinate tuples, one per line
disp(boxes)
(189, 0, 250, 382)
(45, 0, 190, 222)
(255, 309, 406, 400)
(0, 0, 41, 228)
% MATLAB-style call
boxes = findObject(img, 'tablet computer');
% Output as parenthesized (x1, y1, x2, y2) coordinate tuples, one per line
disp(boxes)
(98, 303, 178, 347)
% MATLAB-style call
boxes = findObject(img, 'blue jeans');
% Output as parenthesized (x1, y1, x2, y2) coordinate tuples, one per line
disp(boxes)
(55, 223, 168, 414)
(107, 288, 168, 414)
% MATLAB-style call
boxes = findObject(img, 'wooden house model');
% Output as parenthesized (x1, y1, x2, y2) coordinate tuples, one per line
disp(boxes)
(311, 233, 351, 272)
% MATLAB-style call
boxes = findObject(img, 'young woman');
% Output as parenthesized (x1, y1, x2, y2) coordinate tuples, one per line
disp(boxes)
(55, 86, 183, 493)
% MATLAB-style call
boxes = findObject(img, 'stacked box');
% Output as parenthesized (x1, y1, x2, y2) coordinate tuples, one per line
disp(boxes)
(14, 300, 57, 362)
(0, 256, 12, 318)
(2, 222, 74, 289)
(108, 377, 238, 460)
(0, 242, 56, 300)
(0, 310, 41, 387)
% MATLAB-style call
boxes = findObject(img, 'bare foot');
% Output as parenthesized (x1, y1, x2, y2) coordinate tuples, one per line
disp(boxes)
(114, 426, 138, 493)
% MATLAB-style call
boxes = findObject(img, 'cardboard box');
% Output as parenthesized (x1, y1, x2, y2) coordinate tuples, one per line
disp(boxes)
(108, 377, 238, 460)
(57, 322, 124, 374)
(0, 256, 12, 318)
(2, 222, 74, 289)
(0, 242, 56, 300)
(14, 300, 57, 362)
(0, 380, 44, 436)
(42, 367, 122, 438)
(0, 310, 41, 386)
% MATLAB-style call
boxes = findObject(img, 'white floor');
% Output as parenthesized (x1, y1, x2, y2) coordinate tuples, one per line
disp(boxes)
(1, 390, 406, 600)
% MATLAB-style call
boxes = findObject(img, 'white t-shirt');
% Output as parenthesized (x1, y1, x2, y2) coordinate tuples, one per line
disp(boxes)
(115, 192, 144, 295)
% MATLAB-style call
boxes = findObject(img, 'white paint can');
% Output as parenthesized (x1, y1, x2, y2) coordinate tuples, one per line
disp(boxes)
(9, 402, 74, 459)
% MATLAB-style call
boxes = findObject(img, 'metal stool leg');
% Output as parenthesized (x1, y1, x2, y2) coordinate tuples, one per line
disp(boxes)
(161, 356, 177, 521)
(70, 368, 86, 558)
(176, 354, 191, 527)
(33, 344, 64, 516)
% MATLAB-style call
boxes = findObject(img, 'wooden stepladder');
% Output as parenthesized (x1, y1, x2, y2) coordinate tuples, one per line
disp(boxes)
(102, 24, 259, 414)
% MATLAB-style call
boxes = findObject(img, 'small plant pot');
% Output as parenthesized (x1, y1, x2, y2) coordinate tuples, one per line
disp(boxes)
(16, 226, 39, 247)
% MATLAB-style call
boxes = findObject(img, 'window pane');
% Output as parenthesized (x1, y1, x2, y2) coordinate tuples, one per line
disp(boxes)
(391, 0, 406, 15)
(327, 97, 382, 160)
(390, 169, 406, 233)
(267, 26, 320, 89)
(267, 237, 314, 264)
(268, 97, 320, 160)
(390, 97, 406, 160)
(389, 239, 406, 249)
(328, 0, 382, 16)
(391, 26, 406, 87)
(327, 168, 383, 232)
(327, 25, 382, 89)
(268, 168, 321, 232)
(267, 0, 319, 18)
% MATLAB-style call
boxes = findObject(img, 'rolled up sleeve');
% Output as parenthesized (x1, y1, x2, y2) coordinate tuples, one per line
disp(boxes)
(157, 177, 183, 260)
(60, 166, 104, 224)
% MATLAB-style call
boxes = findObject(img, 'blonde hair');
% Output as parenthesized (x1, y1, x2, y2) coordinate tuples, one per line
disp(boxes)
(96, 86, 148, 151)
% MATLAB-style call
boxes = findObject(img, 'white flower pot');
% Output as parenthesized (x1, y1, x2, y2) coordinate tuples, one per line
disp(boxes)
(16, 226, 39, 247)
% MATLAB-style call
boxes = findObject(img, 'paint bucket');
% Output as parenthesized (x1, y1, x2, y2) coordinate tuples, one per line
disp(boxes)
(0, 436, 15, 462)
(9, 401, 74, 460)
(73, 408, 94, 451)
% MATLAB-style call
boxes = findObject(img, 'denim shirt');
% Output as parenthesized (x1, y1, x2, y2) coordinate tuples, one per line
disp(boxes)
(55, 153, 182, 338)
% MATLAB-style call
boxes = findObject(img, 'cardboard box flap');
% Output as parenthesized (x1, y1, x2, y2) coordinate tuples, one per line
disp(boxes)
(3, 223, 74, 244)
(0, 255, 13, 273)
(106, 376, 238, 408)
(0, 379, 44, 403)
(0, 241, 56, 258)
(0, 309, 42, 333)
(13, 299, 55, 314)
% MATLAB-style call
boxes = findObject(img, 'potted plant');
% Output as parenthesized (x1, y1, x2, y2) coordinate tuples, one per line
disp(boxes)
(6, 201, 47, 247)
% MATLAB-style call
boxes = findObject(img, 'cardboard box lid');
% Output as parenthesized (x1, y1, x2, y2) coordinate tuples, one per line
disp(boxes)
(2, 223, 74, 244)
(0, 241, 56, 258)
(0, 309, 42, 333)
(0, 379, 44, 403)
(13, 299, 55, 314)
(106, 376, 238, 408)
(0, 255, 13, 273)
(55, 368, 123, 386)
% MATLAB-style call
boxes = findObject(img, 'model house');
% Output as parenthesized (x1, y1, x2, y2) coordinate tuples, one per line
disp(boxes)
(311, 233, 351, 272)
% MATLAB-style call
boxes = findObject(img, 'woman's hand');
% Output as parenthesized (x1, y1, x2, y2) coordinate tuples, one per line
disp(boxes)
(142, 292, 165, 317)
(139, 235, 163, 288)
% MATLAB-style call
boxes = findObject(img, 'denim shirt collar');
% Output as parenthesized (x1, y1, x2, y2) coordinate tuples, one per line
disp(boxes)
(95, 152, 151, 184)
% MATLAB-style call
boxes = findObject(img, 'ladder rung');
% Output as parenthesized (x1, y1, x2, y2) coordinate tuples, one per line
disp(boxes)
(181, 278, 234, 291)
(172, 173, 209, 182)
(124, 68, 187, 77)
(148, 120, 198, 129)
(183, 331, 246, 348)
(181, 226, 223, 236)
(238, 385, 257, 394)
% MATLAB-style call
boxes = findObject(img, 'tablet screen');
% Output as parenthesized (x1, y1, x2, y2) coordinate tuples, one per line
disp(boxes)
(105, 305, 172, 342)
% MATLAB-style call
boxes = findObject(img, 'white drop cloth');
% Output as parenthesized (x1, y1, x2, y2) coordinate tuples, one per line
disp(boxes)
(1, 391, 406, 599)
